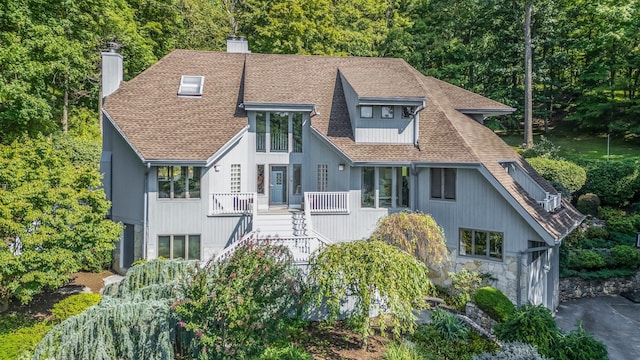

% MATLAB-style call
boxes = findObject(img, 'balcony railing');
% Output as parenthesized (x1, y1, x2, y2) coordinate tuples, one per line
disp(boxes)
(538, 193, 561, 212)
(305, 192, 350, 214)
(271, 133, 288, 152)
(215, 233, 331, 264)
(256, 133, 266, 152)
(210, 192, 257, 216)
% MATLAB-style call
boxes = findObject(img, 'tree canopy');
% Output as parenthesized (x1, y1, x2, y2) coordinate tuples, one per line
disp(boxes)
(2, 0, 639, 141)
(0, 136, 122, 310)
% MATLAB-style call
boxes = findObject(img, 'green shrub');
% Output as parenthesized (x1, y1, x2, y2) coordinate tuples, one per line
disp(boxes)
(577, 193, 601, 216)
(494, 304, 559, 357)
(582, 226, 609, 241)
(176, 241, 302, 359)
(609, 231, 636, 246)
(602, 209, 637, 235)
(582, 159, 640, 207)
(0, 314, 32, 335)
(473, 287, 515, 322)
(0, 321, 52, 360)
(51, 293, 102, 322)
(384, 341, 424, 360)
(567, 250, 605, 270)
(259, 344, 313, 360)
(520, 136, 561, 159)
(561, 268, 637, 280)
(550, 325, 608, 360)
(430, 308, 469, 341)
(527, 157, 587, 194)
(449, 270, 484, 311)
(609, 245, 640, 269)
(473, 341, 549, 360)
(413, 325, 498, 360)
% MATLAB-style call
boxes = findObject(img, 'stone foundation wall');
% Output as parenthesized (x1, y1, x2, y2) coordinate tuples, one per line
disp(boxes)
(559, 275, 639, 302)
(430, 251, 522, 306)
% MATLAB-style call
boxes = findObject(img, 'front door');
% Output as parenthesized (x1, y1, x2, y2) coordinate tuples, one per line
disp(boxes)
(270, 166, 287, 205)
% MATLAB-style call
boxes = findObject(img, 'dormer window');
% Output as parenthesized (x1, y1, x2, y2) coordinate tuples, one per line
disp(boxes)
(360, 106, 373, 118)
(381, 106, 394, 118)
(178, 75, 204, 96)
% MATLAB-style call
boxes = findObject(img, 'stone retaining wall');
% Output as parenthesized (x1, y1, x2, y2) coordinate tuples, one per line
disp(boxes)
(465, 302, 497, 335)
(559, 274, 639, 302)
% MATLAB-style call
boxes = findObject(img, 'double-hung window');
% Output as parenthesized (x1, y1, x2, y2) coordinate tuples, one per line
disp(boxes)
(459, 229, 503, 261)
(158, 234, 201, 260)
(158, 166, 201, 198)
(430, 168, 456, 200)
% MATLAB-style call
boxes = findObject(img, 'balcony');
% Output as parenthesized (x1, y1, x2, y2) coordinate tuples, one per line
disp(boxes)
(538, 193, 562, 212)
(256, 133, 266, 152)
(305, 192, 349, 214)
(271, 133, 288, 152)
(210, 192, 257, 216)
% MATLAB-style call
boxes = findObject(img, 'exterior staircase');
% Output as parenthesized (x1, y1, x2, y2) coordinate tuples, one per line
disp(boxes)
(252, 211, 307, 238)
(214, 209, 331, 264)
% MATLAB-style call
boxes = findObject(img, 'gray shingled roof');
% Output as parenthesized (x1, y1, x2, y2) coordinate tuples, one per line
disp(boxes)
(103, 50, 583, 241)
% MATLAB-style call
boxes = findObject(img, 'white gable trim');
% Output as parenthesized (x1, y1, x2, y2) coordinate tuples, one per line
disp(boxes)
(205, 125, 250, 167)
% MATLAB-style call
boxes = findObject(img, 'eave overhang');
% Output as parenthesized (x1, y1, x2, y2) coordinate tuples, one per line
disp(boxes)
(242, 102, 316, 113)
(358, 96, 425, 106)
(457, 108, 517, 117)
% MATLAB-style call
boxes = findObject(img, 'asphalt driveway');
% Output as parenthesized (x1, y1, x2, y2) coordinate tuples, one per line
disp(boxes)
(555, 295, 640, 360)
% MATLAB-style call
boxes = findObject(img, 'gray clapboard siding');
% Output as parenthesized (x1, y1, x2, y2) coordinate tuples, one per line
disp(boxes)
(419, 168, 545, 257)
(106, 120, 145, 225)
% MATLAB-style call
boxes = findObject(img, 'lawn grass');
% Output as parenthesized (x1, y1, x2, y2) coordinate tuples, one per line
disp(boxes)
(499, 131, 640, 162)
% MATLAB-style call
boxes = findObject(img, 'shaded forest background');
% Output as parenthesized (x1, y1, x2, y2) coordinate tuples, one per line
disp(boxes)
(1, 0, 639, 144)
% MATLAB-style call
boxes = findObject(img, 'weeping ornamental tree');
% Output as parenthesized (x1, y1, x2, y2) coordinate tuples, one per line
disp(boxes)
(34, 259, 196, 360)
(305, 240, 434, 346)
(370, 211, 449, 266)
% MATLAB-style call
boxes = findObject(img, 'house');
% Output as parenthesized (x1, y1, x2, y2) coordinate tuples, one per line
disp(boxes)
(100, 38, 584, 310)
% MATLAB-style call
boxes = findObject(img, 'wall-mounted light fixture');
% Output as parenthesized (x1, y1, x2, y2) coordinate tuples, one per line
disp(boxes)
(214, 164, 221, 172)
(338, 164, 345, 171)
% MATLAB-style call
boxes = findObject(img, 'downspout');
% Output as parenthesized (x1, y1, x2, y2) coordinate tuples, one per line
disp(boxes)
(143, 162, 151, 260)
(516, 244, 554, 306)
(413, 103, 426, 148)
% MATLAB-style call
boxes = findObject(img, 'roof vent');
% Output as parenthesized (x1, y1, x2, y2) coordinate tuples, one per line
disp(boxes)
(226, 36, 250, 53)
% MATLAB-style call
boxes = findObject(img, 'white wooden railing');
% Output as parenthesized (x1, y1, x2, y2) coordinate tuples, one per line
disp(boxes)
(271, 133, 288, 152)
(210, 192, 257, 216)
(214, 232, 332, 264)
(304, 192, 350, 214)
(256, 133, 266, 152)
(538, 193, 561, 212)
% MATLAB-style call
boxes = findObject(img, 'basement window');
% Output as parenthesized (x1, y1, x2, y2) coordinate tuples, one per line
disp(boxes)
(178, 75, 204, 96)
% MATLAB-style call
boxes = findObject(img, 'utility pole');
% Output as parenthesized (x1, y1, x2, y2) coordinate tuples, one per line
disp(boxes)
(523, 0, 534, 148)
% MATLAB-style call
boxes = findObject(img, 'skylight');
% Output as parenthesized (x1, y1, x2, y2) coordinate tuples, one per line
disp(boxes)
(178, 75, 204, 96)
